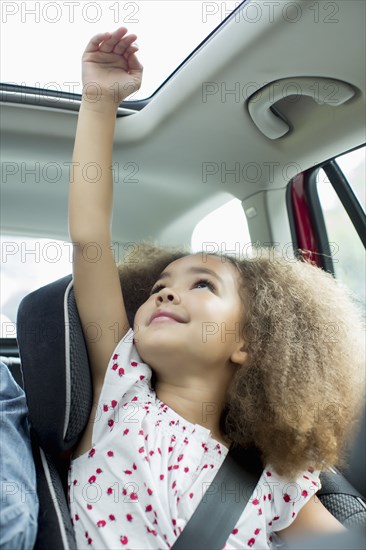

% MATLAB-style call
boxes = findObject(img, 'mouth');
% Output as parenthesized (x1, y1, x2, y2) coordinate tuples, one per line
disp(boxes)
(149, 310, 185, 324)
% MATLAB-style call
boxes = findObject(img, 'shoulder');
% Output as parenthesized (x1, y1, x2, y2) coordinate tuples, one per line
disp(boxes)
(105, 328, 150, 374)
(93, 329, 152, 419)
(265, 464, 345, 543)
(259, 465, 322, 532)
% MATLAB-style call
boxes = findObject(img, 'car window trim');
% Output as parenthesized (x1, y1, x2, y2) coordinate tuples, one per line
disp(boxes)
(0, 83, 148, 114)
(286, 171, 334, 272)
(304, 167, 335, 274)
(322, 160, 366, 248)
(288, 148, 366, 275)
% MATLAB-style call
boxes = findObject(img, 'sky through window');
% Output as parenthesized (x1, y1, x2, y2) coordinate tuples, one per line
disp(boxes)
(0, 1, 241, 100)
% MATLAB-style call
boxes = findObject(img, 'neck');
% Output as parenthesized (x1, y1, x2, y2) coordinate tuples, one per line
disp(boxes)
(154, 378, 231, 448)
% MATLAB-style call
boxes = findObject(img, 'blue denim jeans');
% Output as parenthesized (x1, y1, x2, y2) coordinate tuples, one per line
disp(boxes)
(0, 362, 38, 550)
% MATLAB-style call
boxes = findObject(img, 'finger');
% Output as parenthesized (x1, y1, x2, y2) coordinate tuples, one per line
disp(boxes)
(126, 51, 143, 72)
(99, 27, 129, 53)
(84, 31, 111, 53)
(124, 45, 139, 56)
(113, 34, 138, 55)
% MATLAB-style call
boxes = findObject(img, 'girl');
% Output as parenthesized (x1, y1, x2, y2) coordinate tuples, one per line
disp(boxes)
(68, 28, 364, 549)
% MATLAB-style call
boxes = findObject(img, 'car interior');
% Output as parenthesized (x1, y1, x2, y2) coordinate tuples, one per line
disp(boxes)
(1, 0, 365, 548)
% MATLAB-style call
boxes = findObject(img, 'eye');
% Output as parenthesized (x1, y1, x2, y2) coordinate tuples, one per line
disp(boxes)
(192, 279, 216, 292)
(150, 283, 164, 295)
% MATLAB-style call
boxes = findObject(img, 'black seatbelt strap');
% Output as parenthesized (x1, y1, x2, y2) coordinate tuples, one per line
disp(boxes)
(171, 445, 262, 550)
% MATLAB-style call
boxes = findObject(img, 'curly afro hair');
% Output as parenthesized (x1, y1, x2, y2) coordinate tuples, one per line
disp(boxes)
(118, 243, 365, 479)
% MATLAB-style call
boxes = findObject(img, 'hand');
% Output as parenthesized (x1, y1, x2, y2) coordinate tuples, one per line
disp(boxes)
(82, 27, 143, 105)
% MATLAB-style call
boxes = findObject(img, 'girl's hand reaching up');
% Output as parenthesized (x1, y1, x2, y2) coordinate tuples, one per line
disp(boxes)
(82, 27, 143, 105)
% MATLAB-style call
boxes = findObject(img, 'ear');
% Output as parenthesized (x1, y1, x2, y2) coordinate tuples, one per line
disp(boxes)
(230, 343, 248, 366)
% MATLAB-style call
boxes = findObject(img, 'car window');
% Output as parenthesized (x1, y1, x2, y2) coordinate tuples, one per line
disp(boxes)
(1, 198, 252, 339)
(336, 147, 365, 211)
(0, 236, 73, 337)
(1, 1, 238, 101)
(191, 198, 252, 257)
(316, 146, 365, 307)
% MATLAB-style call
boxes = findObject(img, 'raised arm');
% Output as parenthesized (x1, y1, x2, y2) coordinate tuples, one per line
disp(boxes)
(69, 28, 143, 392)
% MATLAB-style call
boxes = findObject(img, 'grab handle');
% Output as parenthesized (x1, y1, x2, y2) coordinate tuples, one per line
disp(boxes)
(247, 78, 356, 139)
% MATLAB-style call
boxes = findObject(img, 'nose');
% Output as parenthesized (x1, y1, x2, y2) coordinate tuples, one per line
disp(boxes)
(155, 287, 180, 304)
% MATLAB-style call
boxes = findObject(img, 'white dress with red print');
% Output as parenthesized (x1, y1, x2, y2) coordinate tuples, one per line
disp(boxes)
(68, 329, 321, 549)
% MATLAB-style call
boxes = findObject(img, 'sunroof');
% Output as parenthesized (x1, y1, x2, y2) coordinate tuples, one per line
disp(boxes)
(1, 1, 238, 101)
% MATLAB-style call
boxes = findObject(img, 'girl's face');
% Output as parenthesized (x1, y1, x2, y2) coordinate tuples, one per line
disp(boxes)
(133, 254, 247, 376)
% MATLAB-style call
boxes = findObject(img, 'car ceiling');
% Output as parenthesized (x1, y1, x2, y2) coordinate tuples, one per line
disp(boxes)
(1, 0, 365, 247)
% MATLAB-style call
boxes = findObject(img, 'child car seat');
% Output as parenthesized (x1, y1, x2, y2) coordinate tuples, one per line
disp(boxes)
(17, 275, 86, 549)
(16, 276, 366, 549)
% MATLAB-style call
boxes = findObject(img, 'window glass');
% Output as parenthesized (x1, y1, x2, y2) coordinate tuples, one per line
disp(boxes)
(316, 146, 365, 307)
(1, 1, 237, 101)
(191, 198, 252, 258)
(2, 201, 251, 338)
(1, 236, 73, 337)
(336, 147, 365, 212)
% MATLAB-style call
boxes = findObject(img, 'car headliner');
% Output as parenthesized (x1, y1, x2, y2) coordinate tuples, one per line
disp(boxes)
(1, 0, 365, 248)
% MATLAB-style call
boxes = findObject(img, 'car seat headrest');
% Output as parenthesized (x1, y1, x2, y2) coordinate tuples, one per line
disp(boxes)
(17, 275, 92, 454)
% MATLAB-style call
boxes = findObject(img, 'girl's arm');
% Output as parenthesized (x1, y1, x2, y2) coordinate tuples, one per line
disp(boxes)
(277, 496, 346, 544)
(69, 28, 143, 393)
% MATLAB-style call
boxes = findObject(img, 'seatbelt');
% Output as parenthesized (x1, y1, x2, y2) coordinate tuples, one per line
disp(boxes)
(171, 445, 262, 550)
